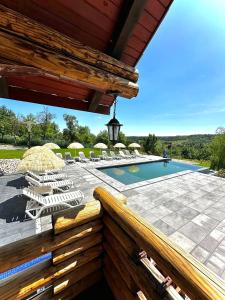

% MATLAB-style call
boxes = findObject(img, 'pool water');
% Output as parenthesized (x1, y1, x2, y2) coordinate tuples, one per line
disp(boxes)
(98, 160, 202, 185)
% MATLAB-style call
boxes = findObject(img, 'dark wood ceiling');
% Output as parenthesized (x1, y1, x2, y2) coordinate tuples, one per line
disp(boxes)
(0, 0, 173, 114)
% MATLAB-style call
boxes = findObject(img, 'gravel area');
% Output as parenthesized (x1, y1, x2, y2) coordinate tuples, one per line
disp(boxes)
(0, 159, 20, 175)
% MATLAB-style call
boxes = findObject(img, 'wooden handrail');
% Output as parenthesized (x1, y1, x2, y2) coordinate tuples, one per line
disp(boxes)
(94, 186, 225, 300)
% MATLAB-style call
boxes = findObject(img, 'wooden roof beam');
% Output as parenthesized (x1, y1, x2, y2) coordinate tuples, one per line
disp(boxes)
(0, 4, 138, 83)
(89, 0, 146, 112)
(7, 87, 110, 115)
(0, 76, 8, 98)
(0, 30, 138, 99)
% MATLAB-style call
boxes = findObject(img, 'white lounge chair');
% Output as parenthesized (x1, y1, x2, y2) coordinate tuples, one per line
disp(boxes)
(56, 153, 63, 159)
(79, 151, 89, 162)
(110, 151, 121, 160)
(89, 151, 100, 162)
(64, 152, 75, 164)
(102, 151, 113, 160)
(119, 150, 130, 159)
(27, 171, 67, 182)
(124, 149, 135, 158)
(134, 149, 147, 158)
(23, 187, 84, 219)
(25, 175, 74, 193)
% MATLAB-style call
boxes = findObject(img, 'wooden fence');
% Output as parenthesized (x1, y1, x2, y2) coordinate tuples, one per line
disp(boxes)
(0, 187, 225, 300)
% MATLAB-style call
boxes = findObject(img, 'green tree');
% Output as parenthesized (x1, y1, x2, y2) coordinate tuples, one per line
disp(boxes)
(63, 114, 79, 143)
(95, 130, 109, 145)
(210, 127, 225, 170)
(37, 107, 55, 140)
(118, 131, 127, 145)
(78, 126, 95, 146)
(143, 134, 158, 154)
(0, 106, 15, 140)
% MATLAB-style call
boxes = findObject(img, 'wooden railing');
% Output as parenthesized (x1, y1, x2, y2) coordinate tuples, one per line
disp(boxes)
(0, 201, 103, 300)
(0, 187, 225, 300)
(94, 186, 225, 300)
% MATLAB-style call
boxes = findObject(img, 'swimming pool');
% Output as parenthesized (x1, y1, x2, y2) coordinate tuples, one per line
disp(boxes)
(98, 160, 203, 185)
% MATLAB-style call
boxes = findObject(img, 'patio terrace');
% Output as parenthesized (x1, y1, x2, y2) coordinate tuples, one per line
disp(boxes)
(1, 156, 225, 280)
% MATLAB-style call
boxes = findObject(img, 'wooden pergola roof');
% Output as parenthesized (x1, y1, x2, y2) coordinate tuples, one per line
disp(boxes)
(0, 0, 173, 115)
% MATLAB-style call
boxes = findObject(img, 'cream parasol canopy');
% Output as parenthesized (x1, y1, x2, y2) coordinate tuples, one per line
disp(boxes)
(94, 143, 107, 149)
(43, 143, 60, 149)
(114, 143, 126, 148)
(23, 146, 46, 158)
(18, 149, 65, 172)
(68, 142, 84, 149)
(67, 142, 84, 156)
(128, 143, 141, 148)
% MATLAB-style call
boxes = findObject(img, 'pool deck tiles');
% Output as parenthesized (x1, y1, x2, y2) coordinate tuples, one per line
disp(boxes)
(1, 156, 225, 279)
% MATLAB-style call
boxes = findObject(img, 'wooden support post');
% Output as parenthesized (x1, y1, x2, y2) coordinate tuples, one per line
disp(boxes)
(0, 76, 8, 97)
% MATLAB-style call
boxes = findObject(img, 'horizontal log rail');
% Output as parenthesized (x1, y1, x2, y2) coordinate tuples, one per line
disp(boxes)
(0, 5, 138, 82)
(0, 201, 102, 273)
(94, 186, 225, 300)
(0, 31, 138, 99)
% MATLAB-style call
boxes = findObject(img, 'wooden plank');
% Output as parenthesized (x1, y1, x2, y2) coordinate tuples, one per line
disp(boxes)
(0, 30, 138, 99)
(103, 214, 138, 257)
(53, 200, 102, 234)
(0, 4, 138, 82)
(0, 76, 8, 97)
(52, 270, 102, 300)
(0, 245, 102, 300)
(8, 87, 110, 115)
(104, 228, 163, 300)
(104, 255, 138, 300)
(94, 187, 225, 300)
(0, 219, 102, 274)
(53, 232, 102, 265)
(53, 259, 102, 294)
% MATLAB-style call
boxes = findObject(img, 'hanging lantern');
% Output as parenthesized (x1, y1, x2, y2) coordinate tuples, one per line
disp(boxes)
(106, 99, 123, 143)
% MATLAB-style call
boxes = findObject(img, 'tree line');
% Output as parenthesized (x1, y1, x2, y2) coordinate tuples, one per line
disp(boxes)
(1, 105, 225, 171)
(0, 105, 128, 148)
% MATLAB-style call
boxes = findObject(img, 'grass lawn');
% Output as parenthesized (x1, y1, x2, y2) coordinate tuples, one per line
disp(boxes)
(175, 158, 211, 168)
(0, 148, 102, 159)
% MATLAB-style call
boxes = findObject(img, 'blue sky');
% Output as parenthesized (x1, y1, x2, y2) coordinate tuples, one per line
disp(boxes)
(1, 0, 225, 136)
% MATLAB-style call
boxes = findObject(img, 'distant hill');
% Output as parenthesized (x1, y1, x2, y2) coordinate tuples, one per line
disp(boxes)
(128, 134, 215, 144)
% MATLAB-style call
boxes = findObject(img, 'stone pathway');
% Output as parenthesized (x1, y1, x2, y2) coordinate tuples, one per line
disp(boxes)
(0, 158, 225, 279)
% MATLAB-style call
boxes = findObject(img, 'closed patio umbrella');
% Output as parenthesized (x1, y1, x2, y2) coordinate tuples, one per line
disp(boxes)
(128, 143, 141, 148)
(23, 146, 45, 158)
(68, 142, 84, 156)
(43, 143, 60, 150)
(18, 149, 65, 172)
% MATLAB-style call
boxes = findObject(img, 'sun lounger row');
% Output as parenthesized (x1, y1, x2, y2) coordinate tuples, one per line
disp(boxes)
(24, 170, 84, 219)
(56, 149, 147, 163)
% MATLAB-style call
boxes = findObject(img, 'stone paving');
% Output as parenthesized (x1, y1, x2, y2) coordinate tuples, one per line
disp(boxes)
(1, 157, 225, 280)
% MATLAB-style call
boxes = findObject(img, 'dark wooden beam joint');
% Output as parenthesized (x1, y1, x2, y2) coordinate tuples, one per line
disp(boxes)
(89, 0, 146, 112)
(0, 76, 8, 98)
